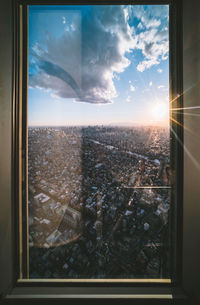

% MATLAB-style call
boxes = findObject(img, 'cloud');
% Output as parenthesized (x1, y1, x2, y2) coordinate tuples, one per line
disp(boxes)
(136, 28, 169, 72)
(30, 6, 137, 104)
(130, 84, 135, 92)
(137, 22, 144, 30)
(157, 68, 163, 73)
(149, 81, 153, 87)
(29, 5, 169, 102)
(133, 6, 166, 30)
(137, 59, 158, 72)
(132, 5, 168, 23)
(141, 16, 161, 29)
(132, 6, 169, 72)
(126, 95, 131, 102)
(157, 85, 168, 91)
(62, 16, 66, 24)
(37, 60, 82, 98)
(70, 23, 76, 31)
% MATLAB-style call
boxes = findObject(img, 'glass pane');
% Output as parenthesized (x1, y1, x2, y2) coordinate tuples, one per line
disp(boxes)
(28, 4, 172, 279)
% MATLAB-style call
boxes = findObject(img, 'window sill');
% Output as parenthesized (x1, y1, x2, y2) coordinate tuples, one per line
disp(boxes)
(4, 286, 188, 303)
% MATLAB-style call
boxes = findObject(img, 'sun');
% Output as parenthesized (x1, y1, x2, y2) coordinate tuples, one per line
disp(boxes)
(151, 102, 168, 121)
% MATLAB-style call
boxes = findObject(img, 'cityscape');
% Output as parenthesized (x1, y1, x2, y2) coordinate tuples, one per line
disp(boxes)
(28, 125, 172, 279)
(28, 4, 170, 279)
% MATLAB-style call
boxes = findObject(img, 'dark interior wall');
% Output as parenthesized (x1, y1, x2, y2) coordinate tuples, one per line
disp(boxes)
(0, 0, 200, 300)
(182, 0, 200, 300)
(0, 0, 13, 296)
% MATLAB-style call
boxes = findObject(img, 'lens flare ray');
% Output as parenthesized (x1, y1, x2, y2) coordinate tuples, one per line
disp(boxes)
(170, 126, 200, 171)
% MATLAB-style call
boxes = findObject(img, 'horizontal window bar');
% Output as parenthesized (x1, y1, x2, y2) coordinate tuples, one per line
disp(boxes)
(18, 279, 171, 283)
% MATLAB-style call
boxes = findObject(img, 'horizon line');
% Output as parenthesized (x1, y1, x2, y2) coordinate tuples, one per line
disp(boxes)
(28, 123, 169, 128)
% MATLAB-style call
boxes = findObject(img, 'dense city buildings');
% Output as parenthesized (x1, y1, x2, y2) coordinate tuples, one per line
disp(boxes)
(28, 125, 171, 279)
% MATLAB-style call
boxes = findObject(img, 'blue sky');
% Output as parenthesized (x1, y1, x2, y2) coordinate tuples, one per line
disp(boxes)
(28, 5, 169, 126)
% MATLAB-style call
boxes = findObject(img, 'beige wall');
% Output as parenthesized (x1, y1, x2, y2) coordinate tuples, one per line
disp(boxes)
(182, 0, 200, 300)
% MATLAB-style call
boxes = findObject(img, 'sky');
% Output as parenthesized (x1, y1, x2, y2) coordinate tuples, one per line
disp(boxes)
(28, 5, 169, 126)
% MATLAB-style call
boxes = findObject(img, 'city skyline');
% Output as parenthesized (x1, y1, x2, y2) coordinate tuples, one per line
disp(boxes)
(28, 125, 171, 278)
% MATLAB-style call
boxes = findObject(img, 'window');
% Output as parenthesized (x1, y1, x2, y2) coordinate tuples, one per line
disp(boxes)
(21, 2, 176, 281)
(1, 0, 200, 302)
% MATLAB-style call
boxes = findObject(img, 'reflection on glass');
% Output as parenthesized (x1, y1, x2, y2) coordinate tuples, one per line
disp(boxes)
(28, 4, 172, 279)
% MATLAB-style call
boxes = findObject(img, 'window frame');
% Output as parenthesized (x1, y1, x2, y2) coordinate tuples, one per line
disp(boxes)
(1, 0, 193, 303)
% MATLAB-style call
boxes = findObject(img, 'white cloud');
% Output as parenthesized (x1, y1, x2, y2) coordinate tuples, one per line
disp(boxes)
(123, 7, 129, 22)
(157, 68, 163, 73)
(137, 58, 159, 72)
(137, 22, 144, 30)
(126, 95, 131, 102)
(51, 92, 62, 99)
(30, 6, 137, 104)
(141, 16, 161, 29)
(132, 5, 169, 23)
(149, 81, 153, 87)
(132, 6, 169, 73)
(62, 16, 66, 24)
(30, 5, 169, 102)
(65, 23, 76, 32)
(70, 23, 76, 31)
(136, 28, 169, 72)
(132, 6, 167, 30)
(158, 85, 165, 89)
(130, 84, 135, 92)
